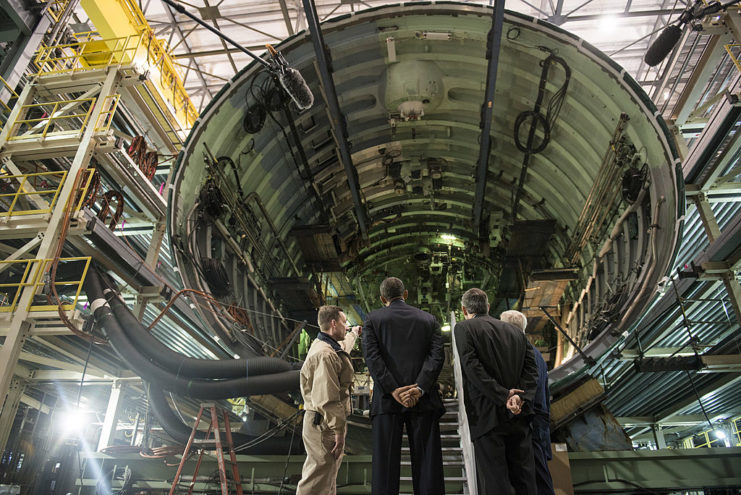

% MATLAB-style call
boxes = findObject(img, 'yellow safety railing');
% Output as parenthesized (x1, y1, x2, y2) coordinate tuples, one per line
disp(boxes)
(34, 34, 145, 74)
(70, 167, 98, 212)
(0, 167, 96, 217)
(7, 95, 120, 141)
(45, 0, 71, 24)
(0, 170, 66, 217)
(0, 257, 91, 313)
(34, 29, 198, 129)
(724, 43, 741, 74)
(0, 75, 20, 131)
(95, 94, 120, 132)
(113, 0, 198, 127)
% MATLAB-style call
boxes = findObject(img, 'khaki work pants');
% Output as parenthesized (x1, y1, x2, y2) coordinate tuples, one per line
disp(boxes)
(296, 416, 346, 494)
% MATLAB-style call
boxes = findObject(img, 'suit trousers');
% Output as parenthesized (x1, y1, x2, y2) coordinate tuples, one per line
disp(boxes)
(532, 441, 555, 495)
(473, 416, 536, 495)
(371, 412, 445, 495)
(296, 417, 346, 495)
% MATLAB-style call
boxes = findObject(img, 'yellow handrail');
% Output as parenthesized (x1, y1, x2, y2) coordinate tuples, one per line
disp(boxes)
(0, 167, 96, 217)
(0, 256, 92, 313)
(724, 43, 741, 74)
(34, 35, 145, 74)
(34, 30, 198, 128)
(45, 0, 72, 24)
(7, 95, 120, 141)
(0, 170, 67, 217)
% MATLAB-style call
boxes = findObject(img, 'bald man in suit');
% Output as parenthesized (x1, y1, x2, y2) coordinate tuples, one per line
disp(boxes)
(363, 277, 446, 495)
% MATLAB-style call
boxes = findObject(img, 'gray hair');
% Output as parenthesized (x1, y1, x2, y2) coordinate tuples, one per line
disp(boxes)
(461, 288, 489, 315)
(500, 310, 527, 332)
(380, 277, 405, 300)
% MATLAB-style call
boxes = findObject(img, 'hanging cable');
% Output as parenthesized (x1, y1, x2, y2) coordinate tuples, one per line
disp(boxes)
(511, 54, 571, 221)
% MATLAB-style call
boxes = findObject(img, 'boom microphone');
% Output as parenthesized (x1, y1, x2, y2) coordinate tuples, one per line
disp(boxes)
(266, 45, 314, 111)
(278, 67, 315, 110)
(644, 24, 683, 67)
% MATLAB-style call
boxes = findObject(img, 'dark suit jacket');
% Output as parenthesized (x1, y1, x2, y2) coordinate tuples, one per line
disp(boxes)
(362, 299, 445, 417)
(454, 314, 538, 440)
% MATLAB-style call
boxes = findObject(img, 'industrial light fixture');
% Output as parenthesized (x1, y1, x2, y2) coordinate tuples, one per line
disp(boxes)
(57, 408, 92, 437)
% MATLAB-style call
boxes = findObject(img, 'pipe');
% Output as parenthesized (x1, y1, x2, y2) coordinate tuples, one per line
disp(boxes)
(84, 270, 300, 399)
(472, 0, 506, 233)
(147, 383, 302, 454)
(108, 293, 295, 379)
(302, 0, 369, 239)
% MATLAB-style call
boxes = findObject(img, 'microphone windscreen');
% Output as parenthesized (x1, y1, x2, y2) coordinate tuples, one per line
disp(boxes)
(644, 25, 682, 67)
(279, 67, 314, 110)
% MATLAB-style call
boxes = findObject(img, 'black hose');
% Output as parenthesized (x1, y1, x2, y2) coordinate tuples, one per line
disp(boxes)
(108, 294, 294, 378)
(147, 383, 302, 454)
(84, 270, 300, 399)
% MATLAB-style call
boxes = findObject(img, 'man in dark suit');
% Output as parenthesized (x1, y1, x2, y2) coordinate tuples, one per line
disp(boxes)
(362, 277, 445, 495)
(501, 310, 555, 495)
(454, 288, 539, 495)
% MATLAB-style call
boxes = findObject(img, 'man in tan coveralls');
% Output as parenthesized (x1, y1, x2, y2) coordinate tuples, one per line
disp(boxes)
(296, 305, 360, 494)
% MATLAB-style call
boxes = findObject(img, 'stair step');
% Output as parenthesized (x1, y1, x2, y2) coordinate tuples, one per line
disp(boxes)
(402, 447, 461, 453)
(401, 461, 464, 467)
(400, 476, 467, 482)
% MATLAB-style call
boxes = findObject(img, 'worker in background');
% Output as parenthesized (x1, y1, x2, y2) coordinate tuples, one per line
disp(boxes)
(454, 288, 538, 494)
(362, 277, 446, 495)
(296, 305, 361, 495)
(501, 310, 556, 495)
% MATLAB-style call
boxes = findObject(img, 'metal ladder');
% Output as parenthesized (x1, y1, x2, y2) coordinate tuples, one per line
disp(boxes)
(169, 403, 243, 495)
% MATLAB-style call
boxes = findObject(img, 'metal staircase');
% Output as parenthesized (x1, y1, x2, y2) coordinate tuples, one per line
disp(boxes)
(399, 398, 468, 494)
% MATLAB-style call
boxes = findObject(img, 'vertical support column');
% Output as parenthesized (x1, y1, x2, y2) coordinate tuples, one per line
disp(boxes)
(721, 272, 741, 329)
(652, 424, 667, 449)
(133, 219, 166, 320)
(97, 381, 124, 451)
(693, 194, 721, 242)
(0, 377, 25, 452)
(0, 68, 121, 414)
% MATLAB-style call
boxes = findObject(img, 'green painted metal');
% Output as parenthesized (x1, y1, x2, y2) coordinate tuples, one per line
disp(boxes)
(569, 447, 741, 493)
(77, 448, 741, 494)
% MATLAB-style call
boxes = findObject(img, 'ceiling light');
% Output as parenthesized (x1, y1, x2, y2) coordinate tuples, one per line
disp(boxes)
(714, 429, 726, 439)
(416, 31, 452, 41)
(441, 324, 451, 332)
(441, 234, 457, 242)
(599, 15, 618, 33)
(57, 409, 91, 437)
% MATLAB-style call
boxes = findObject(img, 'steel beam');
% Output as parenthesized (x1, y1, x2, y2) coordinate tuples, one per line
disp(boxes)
(569, 448, 741, 493)
(473, 0, 505, 235)
(97, 381, 124, 451)
(301, 0, 368, 239)
(0, 377, 24, 452)
(682, 74, 741, 184)
(0, 69, 120, 424)
(655, 374, 741, 423)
